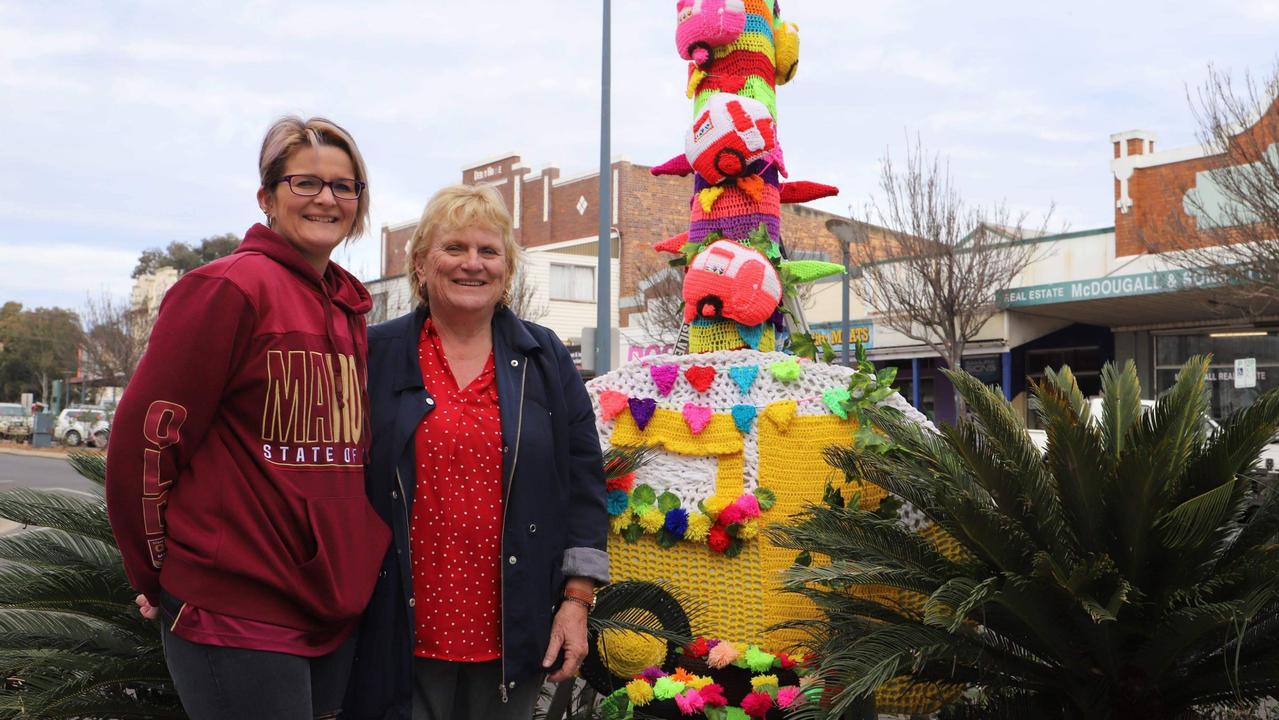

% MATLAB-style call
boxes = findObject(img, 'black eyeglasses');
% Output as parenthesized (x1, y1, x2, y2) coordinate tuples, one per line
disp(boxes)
(277, 174, 366, 200)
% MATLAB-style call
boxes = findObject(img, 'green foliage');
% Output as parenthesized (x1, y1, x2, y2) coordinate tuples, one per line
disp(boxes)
(0, 303, 81, 401)
(768, 357, 1279, 719)
(0, 452, 182, 718)
(131, 234, 240, 279)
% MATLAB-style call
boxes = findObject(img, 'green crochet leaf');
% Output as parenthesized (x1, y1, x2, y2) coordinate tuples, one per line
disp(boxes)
(781, 259, 847, 284)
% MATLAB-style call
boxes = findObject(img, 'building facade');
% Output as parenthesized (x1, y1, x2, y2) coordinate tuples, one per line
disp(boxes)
(364, 153, 848, 372)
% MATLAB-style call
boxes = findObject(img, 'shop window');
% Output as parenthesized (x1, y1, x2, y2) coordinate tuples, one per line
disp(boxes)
(1024, 345, 1103, 428)
(1155, 331, 1279, 421)
(549, 264, 595, 302)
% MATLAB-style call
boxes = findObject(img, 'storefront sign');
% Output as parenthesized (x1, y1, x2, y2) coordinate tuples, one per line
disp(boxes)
(999, 268, 1222, 308)
(961, 355, 1002, 384)
(807, 321, 874, 350)
(1235, 358, 1257, 389)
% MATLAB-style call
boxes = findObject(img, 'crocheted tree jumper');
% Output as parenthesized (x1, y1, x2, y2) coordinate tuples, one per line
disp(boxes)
(585, 3, 957, 716)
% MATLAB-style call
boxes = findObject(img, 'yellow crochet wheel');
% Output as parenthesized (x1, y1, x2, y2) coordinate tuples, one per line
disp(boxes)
(597, 611, 667, 679)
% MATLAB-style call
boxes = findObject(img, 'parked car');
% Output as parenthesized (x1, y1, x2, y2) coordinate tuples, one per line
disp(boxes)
(0, 403, 32, 442)
(53, 407, 109, 448)
(1028, 397, 1279, 478)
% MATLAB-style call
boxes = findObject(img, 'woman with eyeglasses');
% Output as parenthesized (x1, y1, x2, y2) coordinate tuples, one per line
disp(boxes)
(106, 115, 389, 720)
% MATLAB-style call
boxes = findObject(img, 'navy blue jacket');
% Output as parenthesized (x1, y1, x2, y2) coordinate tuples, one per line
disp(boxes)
(344, 306, 609, 719)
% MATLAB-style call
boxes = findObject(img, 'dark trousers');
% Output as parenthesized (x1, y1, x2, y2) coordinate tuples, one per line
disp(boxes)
(160, 621, 356, 720)
(410, 658, 541, 720)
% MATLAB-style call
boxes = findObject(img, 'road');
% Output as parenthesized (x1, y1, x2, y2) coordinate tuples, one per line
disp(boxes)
(0, 450, 99, 534)
(0, 450, 98, 493)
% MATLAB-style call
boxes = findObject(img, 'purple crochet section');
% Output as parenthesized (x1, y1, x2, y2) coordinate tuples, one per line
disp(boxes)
(690, 214, 780, 244)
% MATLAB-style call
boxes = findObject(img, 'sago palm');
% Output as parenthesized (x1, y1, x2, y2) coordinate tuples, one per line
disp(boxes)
(769, 356, 1279, 719)
(0, 452, 183, 719)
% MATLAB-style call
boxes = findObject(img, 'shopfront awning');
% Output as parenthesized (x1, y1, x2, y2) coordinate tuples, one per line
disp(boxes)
(999, 268, 1253, 330)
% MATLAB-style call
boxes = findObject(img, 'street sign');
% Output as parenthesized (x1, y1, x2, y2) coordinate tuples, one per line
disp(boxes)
(1235, 358, 1257, 389)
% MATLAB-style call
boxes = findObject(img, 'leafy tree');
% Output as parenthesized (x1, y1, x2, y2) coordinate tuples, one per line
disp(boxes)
(0, 453, 182, 718)
(131, 234, 240, 279)
(770, 357, 1279, 719)
(0, 303, 81, 403)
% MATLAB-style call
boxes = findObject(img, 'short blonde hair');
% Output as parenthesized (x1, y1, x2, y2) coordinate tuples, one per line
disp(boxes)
(407, 184, 520, 307)
(258, 116, 370, 240)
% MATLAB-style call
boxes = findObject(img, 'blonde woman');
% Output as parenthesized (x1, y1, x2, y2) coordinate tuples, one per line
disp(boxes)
(347, 184, 608, 720)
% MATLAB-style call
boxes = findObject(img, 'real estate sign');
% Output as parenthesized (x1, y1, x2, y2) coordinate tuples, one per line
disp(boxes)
(999, 268, 1222, 308)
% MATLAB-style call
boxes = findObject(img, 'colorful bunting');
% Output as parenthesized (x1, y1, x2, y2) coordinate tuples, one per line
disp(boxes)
(769, 358, 802, 382)
(629, 397, 658, 430)
(762, 400, 797, 431)
(738, 323, 765, 349)
(732, 404, 757, 433)
(682, 403, 713, 435)
(729, 365, 760, 396)
(822, 388, 851, 420)
(598, 390, 629, 421)
(650, 364, 680, 396)
(684, 365, 716, 393)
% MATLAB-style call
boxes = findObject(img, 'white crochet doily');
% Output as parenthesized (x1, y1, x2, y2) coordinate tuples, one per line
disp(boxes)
(586, 350, 935, 515)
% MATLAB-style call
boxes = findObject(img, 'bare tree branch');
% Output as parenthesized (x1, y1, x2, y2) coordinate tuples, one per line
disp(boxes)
(508, 264, 549, 322)
(79, 293, 152, 388)
(627, 246, 686, 347)
(843, 137, 1054, 413)
(1140, 60, 1279, 316)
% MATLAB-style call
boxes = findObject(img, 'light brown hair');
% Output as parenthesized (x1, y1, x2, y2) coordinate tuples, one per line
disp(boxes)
(258, 116, 370, 240)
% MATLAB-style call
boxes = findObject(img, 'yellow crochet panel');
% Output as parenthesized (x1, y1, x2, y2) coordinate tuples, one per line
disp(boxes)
(687, 320, 775, 354)
(608, 402, 854, 650)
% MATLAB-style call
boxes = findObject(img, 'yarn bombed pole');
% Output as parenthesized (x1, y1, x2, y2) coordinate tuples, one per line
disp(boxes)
(579, 4, 962, 717)
(651, 0, 842, 356)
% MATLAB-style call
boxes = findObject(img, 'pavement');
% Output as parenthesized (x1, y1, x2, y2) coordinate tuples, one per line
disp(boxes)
(0, 444, 71, 459)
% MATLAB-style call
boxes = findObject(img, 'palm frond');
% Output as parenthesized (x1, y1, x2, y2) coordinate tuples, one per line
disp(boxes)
(0, 488, 113, 545)
(779, 357, 1279, 719)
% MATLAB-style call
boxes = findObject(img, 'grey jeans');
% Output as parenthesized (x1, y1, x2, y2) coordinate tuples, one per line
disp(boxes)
(159, 619, 355, 720)
(411, 658, 541, 720)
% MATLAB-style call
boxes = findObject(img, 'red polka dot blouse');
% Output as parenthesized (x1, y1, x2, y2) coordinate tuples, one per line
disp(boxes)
(410, 319, 505, 661)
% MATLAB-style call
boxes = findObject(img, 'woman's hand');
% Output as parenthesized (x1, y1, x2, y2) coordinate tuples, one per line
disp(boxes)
(135, 593, 159, 621)
(542, 601, 589, 683)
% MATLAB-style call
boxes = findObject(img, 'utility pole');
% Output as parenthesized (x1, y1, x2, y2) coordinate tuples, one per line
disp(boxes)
(594, 0, 613, 372)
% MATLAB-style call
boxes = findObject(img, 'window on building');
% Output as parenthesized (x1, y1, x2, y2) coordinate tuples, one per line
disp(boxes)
(369, 291, 388, 325)
(1024, 345, 1104, 428)
(550, 264, 595, 302)
(1155, 331, 1279, 421)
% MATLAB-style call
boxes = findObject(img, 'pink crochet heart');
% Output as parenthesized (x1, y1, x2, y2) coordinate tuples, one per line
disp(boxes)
(684, 365, 716, 393)
(682, 403, 712, 435)
(598, 390, 629, 421)
(650, 364, 680, 396)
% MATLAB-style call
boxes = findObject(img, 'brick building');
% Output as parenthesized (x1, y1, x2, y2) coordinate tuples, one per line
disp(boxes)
(365, 153, 848, 372)
(991, 94, 1279, 423)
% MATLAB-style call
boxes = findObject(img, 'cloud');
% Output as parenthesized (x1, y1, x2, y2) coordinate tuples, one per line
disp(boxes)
(121, 40, 280, 66)
(0, 242, 137, 308)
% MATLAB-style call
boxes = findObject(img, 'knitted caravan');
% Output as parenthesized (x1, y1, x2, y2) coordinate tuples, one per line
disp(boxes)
(582, 2, 959, 718)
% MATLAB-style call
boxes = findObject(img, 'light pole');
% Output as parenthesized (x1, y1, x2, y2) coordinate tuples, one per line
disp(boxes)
(825, 218, 858, 366)
(594, 0, 612, 372)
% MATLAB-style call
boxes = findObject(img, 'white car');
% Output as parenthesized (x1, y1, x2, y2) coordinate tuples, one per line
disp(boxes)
(0, 403, 31, 442)
(1027, 397, 1279, 478)
(53, 407, 109, 448)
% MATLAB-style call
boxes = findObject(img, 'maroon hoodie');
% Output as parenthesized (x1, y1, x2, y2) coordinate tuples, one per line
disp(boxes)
(106, 224, 390, 633)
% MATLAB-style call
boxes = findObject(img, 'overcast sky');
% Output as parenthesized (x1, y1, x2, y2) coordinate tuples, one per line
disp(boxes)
(1, 0, 1277, 312)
